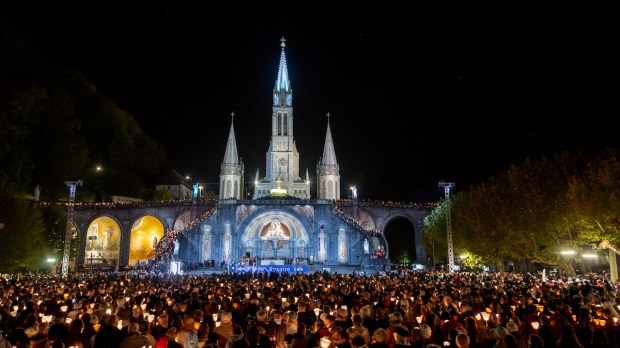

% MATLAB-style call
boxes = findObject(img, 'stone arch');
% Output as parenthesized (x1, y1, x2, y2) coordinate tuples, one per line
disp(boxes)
(128, 215, 165, 266)
(357, 209, 376, 230)
(173, 210, 193, 230)
(237, 208, 311, 260)
(382, 214, 417, 263)
(84, 215, 122, 268)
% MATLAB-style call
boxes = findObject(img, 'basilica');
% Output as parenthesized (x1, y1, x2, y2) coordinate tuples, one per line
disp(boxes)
(71, 39, 430, 272)
(194, 38, 377, 267)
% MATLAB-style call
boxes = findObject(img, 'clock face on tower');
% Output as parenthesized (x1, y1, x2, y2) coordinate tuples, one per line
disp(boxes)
(278, 158, 287, 166)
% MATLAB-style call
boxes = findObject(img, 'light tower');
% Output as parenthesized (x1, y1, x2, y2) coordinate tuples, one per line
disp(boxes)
(438, 181, 455, 272)
(62, 180, 82, 277)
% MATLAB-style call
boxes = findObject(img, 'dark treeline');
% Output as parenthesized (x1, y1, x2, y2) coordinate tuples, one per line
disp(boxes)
(0, 17, 167, 201)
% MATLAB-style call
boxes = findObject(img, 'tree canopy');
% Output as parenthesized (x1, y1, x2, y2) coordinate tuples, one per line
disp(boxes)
(0, 17, 167, 271)
(424, 149, 620, 275)
(0, 17, 166, 200)
(0, 175, 46, 272)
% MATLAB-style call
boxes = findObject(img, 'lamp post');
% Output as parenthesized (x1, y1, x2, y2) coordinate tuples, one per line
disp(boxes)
(62, 180, 82, 277)
(88, 235, 97, 275)
(438, 181, 455, 272)
(198, 186, 203, 199)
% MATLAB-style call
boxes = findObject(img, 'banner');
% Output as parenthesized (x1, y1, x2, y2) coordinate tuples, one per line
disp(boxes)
(232, 265, 308, 273)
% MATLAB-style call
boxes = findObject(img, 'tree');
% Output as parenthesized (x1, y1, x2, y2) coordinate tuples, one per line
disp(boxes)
(424, 151, 594, 275)
(0, 20, 166, 201)
(0, 174, 46, 272)
(153, 188, 175, 201)
(39, 203, 68, 260)
(569, 148, 620, 246)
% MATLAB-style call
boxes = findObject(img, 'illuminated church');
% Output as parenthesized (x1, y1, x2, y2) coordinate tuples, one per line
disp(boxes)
(219, 38, 338, 202)
(72, 38, 433, 272)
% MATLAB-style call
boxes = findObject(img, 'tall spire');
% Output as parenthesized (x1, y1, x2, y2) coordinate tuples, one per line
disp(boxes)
(321, 112, 338, 165)
(275, 37, 290, 93)
(317, 112, 340, 200)
(222, 112, 239, 164)
(220, 112, 243, 199)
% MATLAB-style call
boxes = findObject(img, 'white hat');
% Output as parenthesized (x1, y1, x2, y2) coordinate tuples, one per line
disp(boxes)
(506, 322, 519, 333)
(495, 326, 509, 339)
(221, 312, 233, 322)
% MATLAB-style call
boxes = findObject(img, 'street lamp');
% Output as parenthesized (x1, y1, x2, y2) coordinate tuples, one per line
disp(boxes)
(62, 180, 81, 277)
(88, 235, 97, 275)
(198, 186, 203, 199)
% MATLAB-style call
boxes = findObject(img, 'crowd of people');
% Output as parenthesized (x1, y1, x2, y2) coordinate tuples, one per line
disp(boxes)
(1, 269, 619, 348)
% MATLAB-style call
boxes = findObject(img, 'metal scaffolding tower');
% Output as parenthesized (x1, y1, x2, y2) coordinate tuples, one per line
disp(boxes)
(62, 180, 82, 277)
(439, 181, 455, 272)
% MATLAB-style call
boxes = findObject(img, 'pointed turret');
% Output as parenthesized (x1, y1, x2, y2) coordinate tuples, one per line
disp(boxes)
(321, 113, 338, 166)
(318, 113, 340, 200)
(219, 112, 243, 199)
(274, 37, 292, 106)
(222, 114, 239, 165)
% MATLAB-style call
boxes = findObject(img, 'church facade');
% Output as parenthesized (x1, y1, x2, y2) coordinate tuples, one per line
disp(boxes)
(200, 38, 371, 266)
(70, 39, 431, 272)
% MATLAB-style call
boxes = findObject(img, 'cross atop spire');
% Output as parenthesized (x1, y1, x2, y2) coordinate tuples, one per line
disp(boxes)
(275, 37, 291, 93)
(231, 111, 235, 119)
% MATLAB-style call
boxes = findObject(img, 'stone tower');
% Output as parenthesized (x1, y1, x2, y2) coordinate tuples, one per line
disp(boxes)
(219, 113, 244, 199)
(317, 113, 340, 200)
(254, 37, 310, 199)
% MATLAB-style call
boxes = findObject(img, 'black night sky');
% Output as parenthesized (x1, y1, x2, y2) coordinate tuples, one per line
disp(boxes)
(5, 4, 620, 201)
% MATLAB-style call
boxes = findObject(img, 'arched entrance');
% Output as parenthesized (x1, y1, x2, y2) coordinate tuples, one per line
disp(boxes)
(383, 217, 416, 265)
(129, 215, 164, 266)
(85, 216, 121, 268)
(174, 211, 192, 230)
(239, 210, 310, 264)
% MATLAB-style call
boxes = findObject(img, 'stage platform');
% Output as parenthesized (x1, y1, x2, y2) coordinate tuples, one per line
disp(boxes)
(185, 264, 380, 276)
